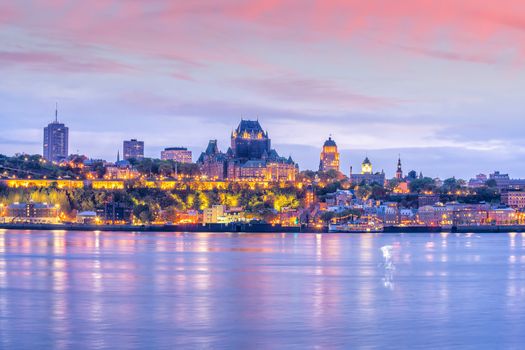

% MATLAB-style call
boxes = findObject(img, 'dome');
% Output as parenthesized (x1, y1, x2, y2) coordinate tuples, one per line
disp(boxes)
(362, 157, 371, 165)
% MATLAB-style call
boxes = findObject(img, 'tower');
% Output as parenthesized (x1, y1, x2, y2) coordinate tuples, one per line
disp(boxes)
(123, 139, 144, 160)
(396, 155, 403, 180)
(231, 119, 270, 160)
(43, 103, 69, 162)
(319, 136, 340, 172)
(361, 157, 372, 175)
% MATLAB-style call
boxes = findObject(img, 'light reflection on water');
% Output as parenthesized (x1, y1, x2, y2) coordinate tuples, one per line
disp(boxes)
(0, 230, 525, 348)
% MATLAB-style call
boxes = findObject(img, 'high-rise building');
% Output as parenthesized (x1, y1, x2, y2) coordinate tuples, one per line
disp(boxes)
(161, 147, 192, 163)
(123, 139, 144, 160)
(319, 136, 340, 172)
(43, 105, 69, 162)
(395, 156, 403, 180)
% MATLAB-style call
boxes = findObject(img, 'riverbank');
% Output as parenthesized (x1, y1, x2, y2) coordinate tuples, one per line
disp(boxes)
(0, 222, 325, 233)
(2, 222, 525, 233)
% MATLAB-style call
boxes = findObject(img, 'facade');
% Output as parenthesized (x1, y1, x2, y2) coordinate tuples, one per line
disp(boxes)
(161, 147, 192, 163)
(123, 139, 144, 160)
(502, 191, 525, 209)
(43, 108, 69, 162)
(319, 137, 340, 172)
(197, 120, 298, 182)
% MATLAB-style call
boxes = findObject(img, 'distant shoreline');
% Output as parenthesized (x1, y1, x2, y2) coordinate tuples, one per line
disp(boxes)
(1, 223, 525, 234)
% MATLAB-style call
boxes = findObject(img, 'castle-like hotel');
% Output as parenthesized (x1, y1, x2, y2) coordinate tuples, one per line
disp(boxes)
(197, 120, 298, 181)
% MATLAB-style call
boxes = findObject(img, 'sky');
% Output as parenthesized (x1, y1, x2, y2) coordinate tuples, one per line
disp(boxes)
(1, 0, 524, 179)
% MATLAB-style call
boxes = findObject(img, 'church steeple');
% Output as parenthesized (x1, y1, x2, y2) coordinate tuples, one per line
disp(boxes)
(396, 155, 403, 180)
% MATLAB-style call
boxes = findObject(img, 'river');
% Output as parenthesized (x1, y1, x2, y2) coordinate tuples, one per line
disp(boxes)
(0, 230, 524, 349)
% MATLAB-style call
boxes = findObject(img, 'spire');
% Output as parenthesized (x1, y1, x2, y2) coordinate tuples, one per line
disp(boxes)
(55, 102, 58, 123)
(117, 150, 120, 163)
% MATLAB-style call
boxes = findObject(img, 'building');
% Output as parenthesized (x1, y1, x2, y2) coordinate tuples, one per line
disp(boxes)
(76, 211, 99, 224)
(418, 194, 440, 207)
(502, 191, 525, 209)
(361, 157, 372, 174)
(468, 174, 488, 188)
(43, 106, 69, 162)
(197, 120, 298, 182)
(489, 171, 525, 191)
(4, 202, 59, 224)
(198, 140, 228, 180)
(123, 139, 144, 160)
(96, 202, 132, 224)
(203, 205, 226, 224)
(319, 136, 340, 172)
(349, 157, 385, 186)
(161, 147, 192, 163)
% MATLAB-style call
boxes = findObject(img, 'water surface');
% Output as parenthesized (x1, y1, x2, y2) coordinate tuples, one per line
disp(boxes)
(1, 230, 524, 349)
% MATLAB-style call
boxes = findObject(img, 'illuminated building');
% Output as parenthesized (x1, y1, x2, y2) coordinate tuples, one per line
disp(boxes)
(502, 191, 525, 209)
(197, 120, 298, 182)
(161, 147, 192, 163)
(349, 157, 385, 186)
(319, 136, 340, 172)
(43, 105, 69, 162)
(198, 140, 228, 180)
(202, 205, 225, 224)
(123, 139, 144, 160)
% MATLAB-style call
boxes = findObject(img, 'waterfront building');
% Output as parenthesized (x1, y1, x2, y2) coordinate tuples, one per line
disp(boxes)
(161, 147, 192, 163)
(43, 106, 69, 162)
(502, 191, 525, 209)
(349, 157, 386, 186)
(96, 202, 132, 224)
(123, 139, 144, 160)
(76, 211, 99, 224)
(4, 202, 59, 224)
(487, 207, 517, 225)
(203, 205, 225, 224)
(319, 137, 340, 172)
(197, 120, 298, 182)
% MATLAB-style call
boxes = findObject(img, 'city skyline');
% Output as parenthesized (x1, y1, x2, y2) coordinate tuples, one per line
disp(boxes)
(1, 1, 525, 178)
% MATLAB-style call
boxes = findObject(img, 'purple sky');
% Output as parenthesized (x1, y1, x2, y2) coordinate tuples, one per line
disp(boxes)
(1, 1, 524, 179)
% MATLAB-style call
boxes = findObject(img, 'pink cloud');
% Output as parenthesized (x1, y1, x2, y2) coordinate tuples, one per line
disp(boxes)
(396, 45, 498, 64)
(238, 76, 399, 109)
(0, 51, 132, 73)
(2, 0, 525, 72)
